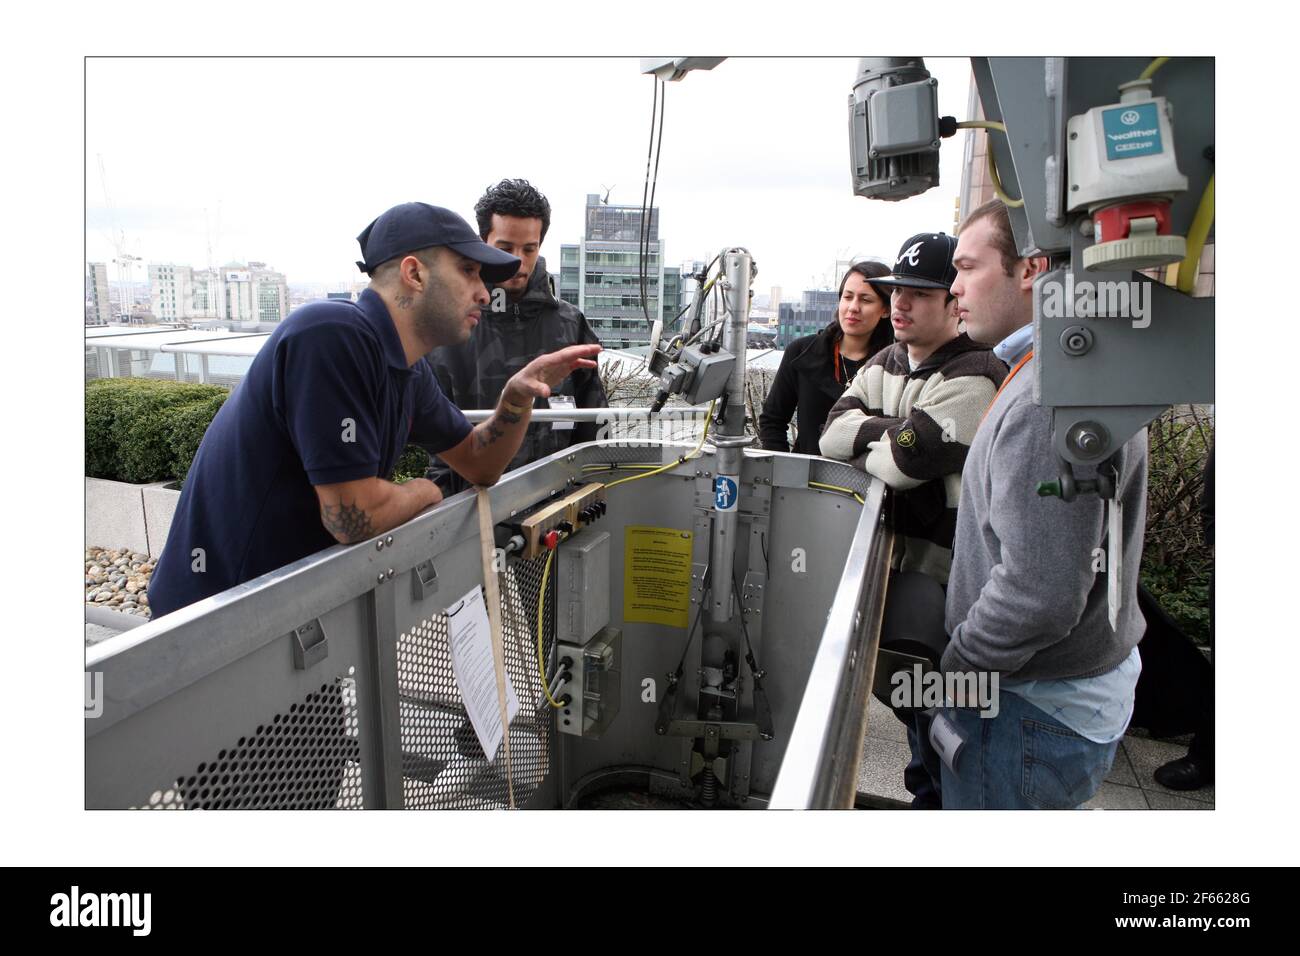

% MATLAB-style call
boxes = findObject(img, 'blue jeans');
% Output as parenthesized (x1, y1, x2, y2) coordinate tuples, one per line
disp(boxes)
(904, 711, 943, 808)
(938, 690, 1119, 809)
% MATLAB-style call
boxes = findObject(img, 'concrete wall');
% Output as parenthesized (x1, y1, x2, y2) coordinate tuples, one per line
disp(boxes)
(142, 483, 181, 557)
(86, 478, 181, 558)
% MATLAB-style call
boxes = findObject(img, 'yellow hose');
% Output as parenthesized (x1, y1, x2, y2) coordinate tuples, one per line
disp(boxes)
(536, 548, 564, 709)
(1176, 174, 1214, 295)
(956, 120, 1023, 208)
(1139, 57, 1170, 81)
(809, 481, 865, 506)
(603, 399, 715, 489)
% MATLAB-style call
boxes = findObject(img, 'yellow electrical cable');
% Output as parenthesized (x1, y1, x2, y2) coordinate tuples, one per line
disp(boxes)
(956, 120, 1006, 133)
(603, 399, 716, 489)
(1176, 173, 1214, 295)
(987, 147, 1025, 209)
(956, 120, 1023, 208)
(1139, 57, 1170, 81)
(536, 547, 564, 709)
(543, 399, 715, 704)
(809, 481, 865, 506)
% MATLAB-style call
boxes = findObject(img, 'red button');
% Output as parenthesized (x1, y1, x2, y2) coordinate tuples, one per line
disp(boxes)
(543, 530, 560, 550)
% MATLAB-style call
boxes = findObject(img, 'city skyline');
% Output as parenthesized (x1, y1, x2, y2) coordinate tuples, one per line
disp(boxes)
(86, 57, 973, 298)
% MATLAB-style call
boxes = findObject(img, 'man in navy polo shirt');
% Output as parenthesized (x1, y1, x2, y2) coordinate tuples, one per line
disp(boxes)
(150, 202, 600, 619)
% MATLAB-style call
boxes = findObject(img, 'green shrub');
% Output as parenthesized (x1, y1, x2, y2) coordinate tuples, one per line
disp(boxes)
(87, 378, 434, 487)
(391, 444, 430, 483)
(86, 379, 228, 483)
(85, 379, 143, 478)
(1138, 407, 1213, 644)
(167, 393, 230, 481)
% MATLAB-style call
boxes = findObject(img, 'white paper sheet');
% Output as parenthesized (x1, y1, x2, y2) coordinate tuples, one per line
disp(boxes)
(447, 585, 519, 763)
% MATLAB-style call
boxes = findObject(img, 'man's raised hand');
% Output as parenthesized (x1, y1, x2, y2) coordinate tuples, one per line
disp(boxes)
(502, 344, 602, 405)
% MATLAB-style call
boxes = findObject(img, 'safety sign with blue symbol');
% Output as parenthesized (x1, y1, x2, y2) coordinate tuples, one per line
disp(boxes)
(714, 475, 738, 512)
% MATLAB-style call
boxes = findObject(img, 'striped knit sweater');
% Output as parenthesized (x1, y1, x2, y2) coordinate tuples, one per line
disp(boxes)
(819, 333, 1007, 585)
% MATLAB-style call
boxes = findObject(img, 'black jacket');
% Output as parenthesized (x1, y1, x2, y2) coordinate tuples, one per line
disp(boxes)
(425, 257, 607, 495)
(757, 318, 893, 454)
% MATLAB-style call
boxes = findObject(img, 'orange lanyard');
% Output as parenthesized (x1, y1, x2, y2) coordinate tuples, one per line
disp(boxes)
(981, 349, 1034, 423)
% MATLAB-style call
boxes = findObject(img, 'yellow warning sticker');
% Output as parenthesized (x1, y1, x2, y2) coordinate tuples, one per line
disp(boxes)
(623, 526, 694, 629)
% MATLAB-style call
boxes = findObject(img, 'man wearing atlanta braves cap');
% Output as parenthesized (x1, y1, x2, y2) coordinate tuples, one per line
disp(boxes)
(151, 202, 600, 619)
(820, 230, 1006, 808)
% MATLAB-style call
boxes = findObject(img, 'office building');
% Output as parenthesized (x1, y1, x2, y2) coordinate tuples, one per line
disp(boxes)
(558, 193, 681, 349)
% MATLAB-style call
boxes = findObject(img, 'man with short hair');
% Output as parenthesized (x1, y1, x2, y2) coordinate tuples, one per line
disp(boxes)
(150, 201, 599, 619)
(820, 232, 1006, 808)
(426, 179, 607, 496)
(940, 198, 1148, 809)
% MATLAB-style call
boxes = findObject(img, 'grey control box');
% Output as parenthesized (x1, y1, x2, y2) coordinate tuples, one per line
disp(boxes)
(556, 530, 611, 645)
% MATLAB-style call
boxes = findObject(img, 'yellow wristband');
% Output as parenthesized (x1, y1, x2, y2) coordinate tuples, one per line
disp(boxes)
(501, 399, 529, 416)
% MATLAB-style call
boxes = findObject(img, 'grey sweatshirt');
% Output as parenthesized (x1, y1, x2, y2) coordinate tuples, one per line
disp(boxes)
(941, 353, 1148, 681)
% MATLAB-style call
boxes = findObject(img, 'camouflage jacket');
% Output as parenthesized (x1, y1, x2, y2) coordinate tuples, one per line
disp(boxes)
(425, 256, 607, 495)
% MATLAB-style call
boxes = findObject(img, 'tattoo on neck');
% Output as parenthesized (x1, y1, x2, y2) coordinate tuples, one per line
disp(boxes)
(320, 501, 376, 543)
(394, 294, 413, 309)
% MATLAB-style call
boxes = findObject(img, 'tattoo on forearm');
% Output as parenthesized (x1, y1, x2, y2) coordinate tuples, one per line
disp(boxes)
(475, 420, 507, 450)
(321, 500, 376, 543)
(473, 405, 524, 450)
(394, 294, 413, 309)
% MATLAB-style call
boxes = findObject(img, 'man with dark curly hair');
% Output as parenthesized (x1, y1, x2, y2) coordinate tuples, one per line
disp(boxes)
(426, 179, 608, 496)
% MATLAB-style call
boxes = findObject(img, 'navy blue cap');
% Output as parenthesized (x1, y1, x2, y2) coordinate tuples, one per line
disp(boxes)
(873, 232, 958, 291)
(355, 202, 521, 282)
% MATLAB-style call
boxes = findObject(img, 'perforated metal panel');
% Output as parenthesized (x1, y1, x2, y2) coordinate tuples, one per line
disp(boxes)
(131, 671, 363, 809)
(396, 554, 557, 809)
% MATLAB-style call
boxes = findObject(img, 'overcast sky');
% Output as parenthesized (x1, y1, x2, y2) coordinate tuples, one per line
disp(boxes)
(86, 57, 974, 296)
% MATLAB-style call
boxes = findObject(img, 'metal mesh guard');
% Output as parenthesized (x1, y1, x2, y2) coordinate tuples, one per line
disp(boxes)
(396, 553, 555, 809)
(132, 669, 363, 810)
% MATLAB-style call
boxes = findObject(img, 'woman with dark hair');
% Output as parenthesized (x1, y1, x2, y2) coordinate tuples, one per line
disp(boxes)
(758, 260, 895, 454)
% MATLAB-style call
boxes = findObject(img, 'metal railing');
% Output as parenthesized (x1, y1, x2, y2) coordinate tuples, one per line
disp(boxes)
(770, 470, 891, 809)
(86, 442, 890, 809)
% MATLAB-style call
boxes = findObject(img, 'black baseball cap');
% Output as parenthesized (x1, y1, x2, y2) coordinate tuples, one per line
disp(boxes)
(355, 202, 520, 281)
(873, 232, 958, 291)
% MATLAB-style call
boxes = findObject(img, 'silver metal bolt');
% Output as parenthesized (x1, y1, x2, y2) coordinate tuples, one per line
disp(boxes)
(385, 536, 393, 546)
(387, 568, 394, 577)
(1076, 430, 1101, 453)
(377, 573, 386, 583)
(375, 540, 385, 551)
